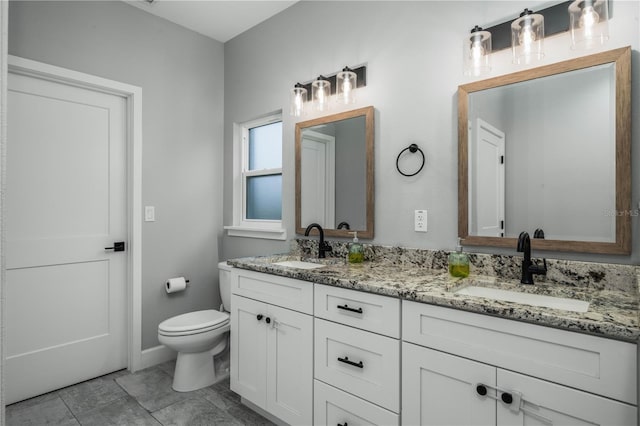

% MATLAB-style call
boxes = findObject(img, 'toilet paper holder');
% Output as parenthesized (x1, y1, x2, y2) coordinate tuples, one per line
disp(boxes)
(165, 277, 191, 294)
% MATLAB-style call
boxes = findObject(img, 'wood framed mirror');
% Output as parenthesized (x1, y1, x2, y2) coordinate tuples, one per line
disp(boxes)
(458, 47, 631, 254)
(296, 106, 374, 238)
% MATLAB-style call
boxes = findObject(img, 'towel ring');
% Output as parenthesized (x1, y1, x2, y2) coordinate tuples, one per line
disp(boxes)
(396, 143, 425, 177)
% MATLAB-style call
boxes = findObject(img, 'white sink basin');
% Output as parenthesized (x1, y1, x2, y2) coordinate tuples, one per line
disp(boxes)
(455, 286, 589, 313)
(272, 260, 325, 270)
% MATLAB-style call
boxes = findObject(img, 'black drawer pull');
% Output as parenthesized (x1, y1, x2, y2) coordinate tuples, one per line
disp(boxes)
(337, 356, 363, 368)
(256, 314, 263, 321)
(337, 304, 363, 314)
(501, 392, 513, 404)
(338, 423, 348, 426)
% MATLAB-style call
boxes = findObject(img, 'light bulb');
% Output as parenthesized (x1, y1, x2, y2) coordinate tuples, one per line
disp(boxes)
(579, 5, 599, 38)
(470, 36, 485, 67)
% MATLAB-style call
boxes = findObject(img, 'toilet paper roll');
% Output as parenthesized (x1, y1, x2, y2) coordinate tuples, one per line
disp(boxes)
(166, 277, 187, 294)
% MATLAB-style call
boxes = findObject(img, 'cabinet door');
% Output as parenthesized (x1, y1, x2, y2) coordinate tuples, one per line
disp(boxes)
(402, 342, 496, 426)
(496, 370, 637, 426)
(230, 295, 267, 408)
(266, 304, 313, 425)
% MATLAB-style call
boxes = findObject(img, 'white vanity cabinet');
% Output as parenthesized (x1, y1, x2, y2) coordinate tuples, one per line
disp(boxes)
(230, 269, 313, 425)
(313, 284, 401, 426)
(402, 301, 637, 426)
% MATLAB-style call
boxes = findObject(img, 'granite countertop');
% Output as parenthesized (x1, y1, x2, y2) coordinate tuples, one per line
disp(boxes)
(227, 253, 640, 343)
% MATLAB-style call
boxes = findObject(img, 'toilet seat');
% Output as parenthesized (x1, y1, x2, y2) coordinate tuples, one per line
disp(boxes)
(158, 309, 229, 337)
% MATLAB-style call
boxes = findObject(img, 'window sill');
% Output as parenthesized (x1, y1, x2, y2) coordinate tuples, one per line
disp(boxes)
(224, 225, 287, 240)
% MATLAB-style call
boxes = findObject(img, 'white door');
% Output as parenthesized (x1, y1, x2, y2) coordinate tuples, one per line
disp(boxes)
(5, 71, 128, 404)
(402, 342, 496, 426)
(300, 130, 335, 228)
(266, 304, 313, 425)
(472, 118, 505, 237)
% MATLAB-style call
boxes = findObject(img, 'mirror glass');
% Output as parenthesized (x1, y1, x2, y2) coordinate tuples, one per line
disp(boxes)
(296, 106, 374, 238)
(459, 47, 631, 254)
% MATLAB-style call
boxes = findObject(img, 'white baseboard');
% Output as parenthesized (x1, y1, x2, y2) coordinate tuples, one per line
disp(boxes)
(139, 345, 176, 370)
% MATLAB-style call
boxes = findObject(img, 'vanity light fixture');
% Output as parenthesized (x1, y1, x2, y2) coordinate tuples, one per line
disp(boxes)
(290, 83, 307, 117)
(463, 25, 492, 76)
(511, 8, 545, 64)
(289, 65, 367, 116)
(464, 1, 613, 75)
(336, 67, 357, 104)
(569, 0, 609, 50)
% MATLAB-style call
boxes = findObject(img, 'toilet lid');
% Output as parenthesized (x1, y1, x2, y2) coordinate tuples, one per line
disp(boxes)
(158, 309, 229, 334)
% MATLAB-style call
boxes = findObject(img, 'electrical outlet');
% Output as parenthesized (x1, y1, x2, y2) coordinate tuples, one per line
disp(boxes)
(414, 209, 427, 232)
(145, 206, 155, 222)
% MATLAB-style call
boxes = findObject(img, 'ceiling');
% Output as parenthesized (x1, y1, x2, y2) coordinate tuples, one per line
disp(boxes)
(125, 0, 299, 43)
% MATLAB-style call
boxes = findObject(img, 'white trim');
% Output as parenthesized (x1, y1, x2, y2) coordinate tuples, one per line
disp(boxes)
(223, 225, 287, 240)
(228, 112, 285, 239)
(1, 0, 8, 422)
(6, 55, 144, 373)
(140, 344, 176, 370)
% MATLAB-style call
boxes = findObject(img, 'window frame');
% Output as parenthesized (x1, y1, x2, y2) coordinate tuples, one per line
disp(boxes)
(225, 112, 286, 240)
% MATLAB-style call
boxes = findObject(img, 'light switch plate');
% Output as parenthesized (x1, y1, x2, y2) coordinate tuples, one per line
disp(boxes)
(144, 206, 155, 222)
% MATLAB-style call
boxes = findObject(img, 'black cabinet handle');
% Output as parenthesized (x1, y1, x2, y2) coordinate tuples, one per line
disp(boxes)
(256, 314, 263, 321)
(338, 423, 348, 426)
(265, 317, 271, 324)
(476, 384, 487, 396)
(337, 356, 363, 368)
(337, 304, 363, 314)
(501, 393, 513, 404)
(105, 241, 125, 252)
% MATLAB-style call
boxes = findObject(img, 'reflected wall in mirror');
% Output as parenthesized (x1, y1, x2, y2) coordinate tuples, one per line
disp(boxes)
(458, 47, 631, 254)
(296, 106, 374, 238)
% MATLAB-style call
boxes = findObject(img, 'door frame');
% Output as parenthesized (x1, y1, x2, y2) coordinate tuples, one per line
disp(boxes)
(5, 55, 143, 374)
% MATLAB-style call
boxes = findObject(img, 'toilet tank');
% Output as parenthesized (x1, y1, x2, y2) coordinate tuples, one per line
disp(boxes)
(218, 261, 232, 312)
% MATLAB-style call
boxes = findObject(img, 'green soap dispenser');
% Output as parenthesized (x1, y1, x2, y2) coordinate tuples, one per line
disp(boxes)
(348, 231, 364, 264)
(448, 238, 470, 278)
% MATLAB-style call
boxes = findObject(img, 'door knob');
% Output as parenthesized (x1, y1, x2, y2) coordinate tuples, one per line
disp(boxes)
(105, 241, 125, 252)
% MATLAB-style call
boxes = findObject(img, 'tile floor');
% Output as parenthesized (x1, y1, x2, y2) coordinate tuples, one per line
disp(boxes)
(6, 360, 275, 426)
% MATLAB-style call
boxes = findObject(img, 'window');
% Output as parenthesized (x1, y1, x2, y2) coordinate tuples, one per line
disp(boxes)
(225, 112, 286, 239)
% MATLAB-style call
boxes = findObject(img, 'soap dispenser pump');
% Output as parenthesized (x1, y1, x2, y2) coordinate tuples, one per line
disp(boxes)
(348, 231, 364, 264)
(448, 238, 470, 278)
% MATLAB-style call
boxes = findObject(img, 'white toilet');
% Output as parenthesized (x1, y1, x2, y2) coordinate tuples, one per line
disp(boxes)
(158, 262, 232, 392)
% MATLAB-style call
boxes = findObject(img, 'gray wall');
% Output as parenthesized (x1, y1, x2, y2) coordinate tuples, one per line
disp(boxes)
(222, 0, 640, 264)
(8, 1, 225, 350)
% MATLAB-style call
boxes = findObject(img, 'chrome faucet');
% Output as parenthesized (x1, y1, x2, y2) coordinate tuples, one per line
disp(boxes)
(304, 223, 332, 258)
(516, 231, 547, 284)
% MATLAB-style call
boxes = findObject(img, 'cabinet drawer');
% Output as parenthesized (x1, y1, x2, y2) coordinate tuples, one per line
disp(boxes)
(314, 318, 400, 412)
(403, 301, 637, 405)
(230, 268, 313, 314)
(314, 380, 399, 426)
(314, 284, 400, 338)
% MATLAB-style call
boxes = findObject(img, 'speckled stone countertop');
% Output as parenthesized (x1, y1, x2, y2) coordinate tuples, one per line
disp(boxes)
(227, 241, 640, 343)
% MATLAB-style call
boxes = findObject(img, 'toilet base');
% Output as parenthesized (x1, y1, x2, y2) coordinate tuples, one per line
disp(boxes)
(172, 351, 216, 392)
